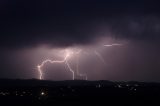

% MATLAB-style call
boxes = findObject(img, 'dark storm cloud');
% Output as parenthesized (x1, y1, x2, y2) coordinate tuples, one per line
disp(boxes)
(0, 0, 160, 49)
(1, 0, 160, 81)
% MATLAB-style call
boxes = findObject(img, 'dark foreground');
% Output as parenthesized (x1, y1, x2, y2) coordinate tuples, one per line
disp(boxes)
(0, 79, 160, 105)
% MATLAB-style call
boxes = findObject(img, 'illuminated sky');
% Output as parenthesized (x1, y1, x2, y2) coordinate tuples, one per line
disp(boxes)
(0, 0, 160, 81)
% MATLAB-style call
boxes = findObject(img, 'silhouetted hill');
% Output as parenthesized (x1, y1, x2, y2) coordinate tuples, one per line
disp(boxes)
(0, 79, 115, 87)
(0, 79, 160, 105)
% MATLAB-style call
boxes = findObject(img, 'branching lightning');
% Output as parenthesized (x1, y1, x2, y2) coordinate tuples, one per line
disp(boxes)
(37, 49, 75, 80)
(36, 43, 123, 80)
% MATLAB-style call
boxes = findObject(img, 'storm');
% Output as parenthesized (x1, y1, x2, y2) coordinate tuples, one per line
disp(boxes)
(0, 0, 160, 82)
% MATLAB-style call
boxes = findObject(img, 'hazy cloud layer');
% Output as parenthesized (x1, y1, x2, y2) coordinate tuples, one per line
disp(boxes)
(0, 0, 160, 48)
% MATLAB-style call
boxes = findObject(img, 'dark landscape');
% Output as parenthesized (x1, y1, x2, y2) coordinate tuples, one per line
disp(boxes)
(0, 79, 160, 105)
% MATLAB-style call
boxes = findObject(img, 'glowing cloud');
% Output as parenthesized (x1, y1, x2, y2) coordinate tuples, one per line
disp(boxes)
(36, 41, 123, 80)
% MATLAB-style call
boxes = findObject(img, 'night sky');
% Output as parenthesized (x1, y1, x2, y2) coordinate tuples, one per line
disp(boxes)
(0, 0, 160, 81)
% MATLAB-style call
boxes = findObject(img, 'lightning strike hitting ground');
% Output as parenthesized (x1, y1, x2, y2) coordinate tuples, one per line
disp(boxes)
(37, 49, 75, 80)
(37, 43, 123, 80)
(76, 51, 88, 80)
(37, 49, 88, 80)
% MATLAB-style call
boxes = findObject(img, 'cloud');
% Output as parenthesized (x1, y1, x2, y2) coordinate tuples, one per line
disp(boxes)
(0, 0, 160, 49)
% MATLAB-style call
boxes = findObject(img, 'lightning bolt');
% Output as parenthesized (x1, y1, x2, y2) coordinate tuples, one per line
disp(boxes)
(94, 50, 106, 65)
(93, 43, 123, 65)
(37, 43, 123, 80)
(37, 49, 88, 80)
(37, 49, 75, 80)
(103, 43, 122, 47)
(76, 50, 88, 80)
